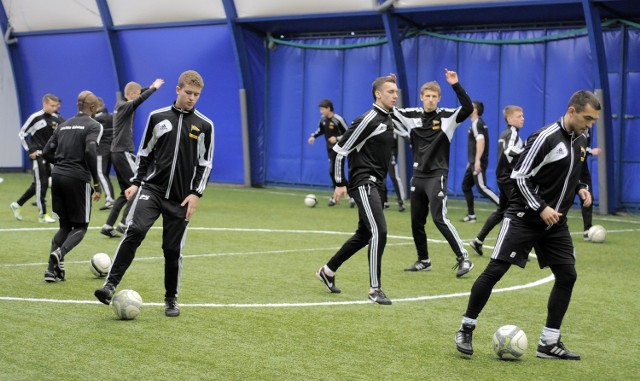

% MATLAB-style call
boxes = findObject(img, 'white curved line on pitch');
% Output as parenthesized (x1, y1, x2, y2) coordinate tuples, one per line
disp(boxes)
(0, 274, 555, 308)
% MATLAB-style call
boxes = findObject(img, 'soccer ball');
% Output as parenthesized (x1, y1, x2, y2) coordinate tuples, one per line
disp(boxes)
(588, 225, 607, 243)
(304, 194, 318, 207)
(89, 253, 111, 278)
(493, 325, 528, 360)
(112, 289, 143, 320)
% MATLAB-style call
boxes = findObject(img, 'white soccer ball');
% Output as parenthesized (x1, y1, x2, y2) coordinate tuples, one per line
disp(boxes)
(588, 225, 607, 243)
(112, 289, 143, 320)
(493, 325, 528, 360)
(89, 253, 111, 278)
(304, 194, 318, 207)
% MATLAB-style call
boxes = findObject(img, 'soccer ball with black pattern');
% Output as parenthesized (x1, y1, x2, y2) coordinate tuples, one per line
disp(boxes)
(112, 289, 143, 320)
(89, 253, 111, 278)
(492, 325, 528, 360)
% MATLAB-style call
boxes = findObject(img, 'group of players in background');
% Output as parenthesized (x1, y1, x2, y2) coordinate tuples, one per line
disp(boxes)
(12, 70, 214, 318)
(312, 69, 600, 360)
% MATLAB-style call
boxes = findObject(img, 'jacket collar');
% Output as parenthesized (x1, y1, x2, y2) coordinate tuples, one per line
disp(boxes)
(373, 103, 391, 115)
(172, 102, 196, 115)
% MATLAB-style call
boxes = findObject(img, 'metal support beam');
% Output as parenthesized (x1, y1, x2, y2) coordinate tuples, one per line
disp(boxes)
(380, 2, 410, 199)
(582, 0, 616, 214)
(95, 0, 127, 93)
(222, 0, 254, 186)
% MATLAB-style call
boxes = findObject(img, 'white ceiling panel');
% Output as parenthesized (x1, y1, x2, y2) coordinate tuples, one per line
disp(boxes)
(106, 0, 226, 26)
(1, 0, 102, 32)
(234, 0, 376, 18)
(396, 0, 532, 7)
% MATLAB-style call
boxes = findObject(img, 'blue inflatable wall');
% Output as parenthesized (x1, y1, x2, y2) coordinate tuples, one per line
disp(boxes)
(264, 27, 639, 209)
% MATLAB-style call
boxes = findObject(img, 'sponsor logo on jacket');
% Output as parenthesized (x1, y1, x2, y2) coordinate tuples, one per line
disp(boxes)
(189, 124, 200, 140)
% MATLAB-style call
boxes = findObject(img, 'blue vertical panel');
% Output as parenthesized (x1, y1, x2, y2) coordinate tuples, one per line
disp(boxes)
(400, 36, 418, 107)
(342, 39, 382, 122)
(590, 29, 622, 206)
(455, 33, 501, 194)
(416, 35, 459, 102)
(499, 30, 546, 140)
(300, 39, 344, 187)
(621, 30, 640, 206)
(544, 32, 593, 123)
(622, 71, 640, 204)
(16, 32, 117, 121)
(266, 44, 304, 185)
(117, 25, 243, 184)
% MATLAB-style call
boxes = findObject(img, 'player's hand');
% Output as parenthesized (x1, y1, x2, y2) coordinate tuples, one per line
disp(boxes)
(328, 136, 337, 144)
(445, 68, 459, 85)
(333, 186, 348, 204)
(92, 183, 102, 201)
(151, 78, 165, 89)
(591, 147, 602, 156)
(474, 161, 481, 174)
(181, 194, 199, 221)
(29, 151, 38, 160)
(125, 185, 139, 201)
(308, 137, 315, 144)
(579, 188, 592, 207)
(539, 206, 562, 227)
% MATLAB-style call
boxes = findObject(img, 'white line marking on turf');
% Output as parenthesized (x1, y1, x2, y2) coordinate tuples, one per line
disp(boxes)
(0, 224, 622, 308)
(0, 275, 555, 307)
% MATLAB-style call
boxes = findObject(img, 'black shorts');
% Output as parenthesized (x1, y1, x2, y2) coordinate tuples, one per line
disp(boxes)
(491, 213, 575, 269)
(52, 174, 92, 223)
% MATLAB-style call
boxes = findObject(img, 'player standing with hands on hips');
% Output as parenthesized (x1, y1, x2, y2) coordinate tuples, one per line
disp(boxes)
(315, 74, 398, 305)
(95, 70, 214, 317)
(455, 90, 600, 360)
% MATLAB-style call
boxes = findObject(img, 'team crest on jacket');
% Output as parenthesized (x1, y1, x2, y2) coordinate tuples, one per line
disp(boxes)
(329, 122, 335, 130)
(432, 120, 441, 130)
(580, 146, 586, 161)
(189, 124, 200, 139)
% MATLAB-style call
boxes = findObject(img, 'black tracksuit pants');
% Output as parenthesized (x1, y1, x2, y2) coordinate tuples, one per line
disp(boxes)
(410, 176, 468, 261)
(105, 188, 189, 298)
(106, 151, 136, 226)
(476, 181, 514, 242)
(17, 155, 51, 215)
(326, 183, 387, 289)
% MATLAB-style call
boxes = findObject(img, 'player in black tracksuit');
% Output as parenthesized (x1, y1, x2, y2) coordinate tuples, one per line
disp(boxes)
(315, 75, 398, 305)
(96, 70, 213, 317)
(94, 99, 116, 209)
(101, 79, 164, 237)
(12, 94, 64, 222)
(461, 101, 499, 222)
(381, 132, 407, 212)
(456, 91, 601, 360)
(392, 69, 474, 277)
(469, 105, 525, 255)
(42, 91, 103, 282)
(579, 128, 601, 239)
(308, 99, 348, 206)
